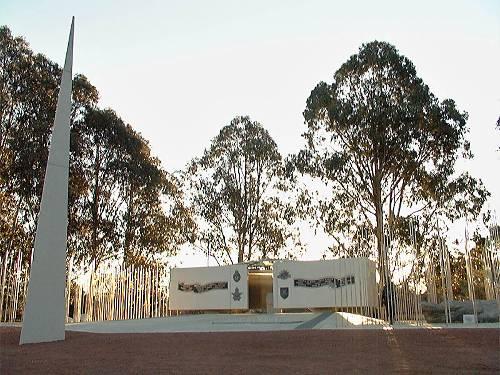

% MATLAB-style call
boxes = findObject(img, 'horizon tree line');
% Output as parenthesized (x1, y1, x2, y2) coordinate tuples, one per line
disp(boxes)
(0, 25, 495, 280)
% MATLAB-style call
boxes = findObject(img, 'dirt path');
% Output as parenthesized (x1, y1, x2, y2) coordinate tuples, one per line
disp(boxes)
(1, 327, 498, 374)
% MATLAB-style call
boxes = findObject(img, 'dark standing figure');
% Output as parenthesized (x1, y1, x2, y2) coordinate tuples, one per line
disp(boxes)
(382, 282, 395, 324)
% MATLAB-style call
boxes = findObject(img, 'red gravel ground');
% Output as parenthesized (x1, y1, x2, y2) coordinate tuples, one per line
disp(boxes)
(1, 327, 499, 374)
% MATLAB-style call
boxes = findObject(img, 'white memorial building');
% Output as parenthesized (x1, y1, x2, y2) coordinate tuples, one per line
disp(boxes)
(169, 258, 377, 313)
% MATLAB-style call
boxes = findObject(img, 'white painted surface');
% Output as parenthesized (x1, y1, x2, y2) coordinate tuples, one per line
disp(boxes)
(67, 313, 310, 333)
(273, 258, 377, 309)
(20, 18, 74, 345)
(169, 264, 248, 310)
(12, 314, 500, 334)
(463, 314, 476, 324)
(64, 314, 499, 333)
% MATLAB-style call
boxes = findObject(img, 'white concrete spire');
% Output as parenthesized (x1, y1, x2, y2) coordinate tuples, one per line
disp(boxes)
(20, 17, 74, 345)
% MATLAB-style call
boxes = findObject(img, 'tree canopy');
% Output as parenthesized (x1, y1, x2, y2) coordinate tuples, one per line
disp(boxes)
(187, 116, 301, 264)
(1, 26, 494, 279)
(0, 26, 194, 269)
(293, 41, 489, 270)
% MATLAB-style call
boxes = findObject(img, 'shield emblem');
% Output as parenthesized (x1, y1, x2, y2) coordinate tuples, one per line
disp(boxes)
(233, 270, 241, 282)
(277, 270, 290, 280)
(280, 287, 289, 299)
(232, 287, 242, 301)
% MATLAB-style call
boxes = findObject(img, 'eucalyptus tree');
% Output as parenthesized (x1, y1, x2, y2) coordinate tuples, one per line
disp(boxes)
(1, 26, 193, 270)
(187, 116, 301, 264)
(0, 26, 60, 262)
(71, 108, 196, 268)
(449, 238, 487, 300)
(118, 124, 196, 266)
(293, 41, 488, 273)
(0, 26, 98, 264)
(69, 108, 125, 267)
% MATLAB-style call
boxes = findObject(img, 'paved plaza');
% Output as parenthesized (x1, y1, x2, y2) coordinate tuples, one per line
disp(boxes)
(1, 322, 498, 374)
(65, 312, 385, 333)
(65, 312, 499, 334)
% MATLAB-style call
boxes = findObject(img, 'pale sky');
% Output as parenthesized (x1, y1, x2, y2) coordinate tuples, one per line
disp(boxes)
(2, 0, 499, 266)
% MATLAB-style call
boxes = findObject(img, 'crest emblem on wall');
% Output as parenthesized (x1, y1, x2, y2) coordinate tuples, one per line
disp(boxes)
(232, 287, 242, 301)
(280, 287, 289, 299)
(233, 270, 241, 282)
(277, 270, 290, 280)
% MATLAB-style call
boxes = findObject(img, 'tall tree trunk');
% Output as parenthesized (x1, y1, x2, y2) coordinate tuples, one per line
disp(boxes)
(124, 186, 135, 265)
(4, 196, 22, 258)
(237, 241, 244, 263)
(373, 173, 388, 283)
(91, 143, 100, 264)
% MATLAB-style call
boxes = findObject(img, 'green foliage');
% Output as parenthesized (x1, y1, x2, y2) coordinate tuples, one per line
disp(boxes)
(0, 26, 194, 268)
(1, 26, 493, 275)
(443, 235, 487, 301)
(68, 108, 195, 267)
(293, 41, 489, 262)
(1, 26, 97, 264)
(448, 247, 486, 301)
(187, 116, 302, 264)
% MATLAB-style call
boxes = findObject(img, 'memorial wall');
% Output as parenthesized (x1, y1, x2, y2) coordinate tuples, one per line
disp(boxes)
(169, 258, 377, 311)
(273, 258, 377, 309)
(169, 264, 248, 310)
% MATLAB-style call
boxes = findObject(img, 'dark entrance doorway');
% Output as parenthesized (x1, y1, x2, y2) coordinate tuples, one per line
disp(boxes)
(248, 270, 273, 312)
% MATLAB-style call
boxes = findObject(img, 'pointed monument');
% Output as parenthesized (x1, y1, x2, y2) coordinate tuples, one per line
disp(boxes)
(20, 18, 74, 345)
